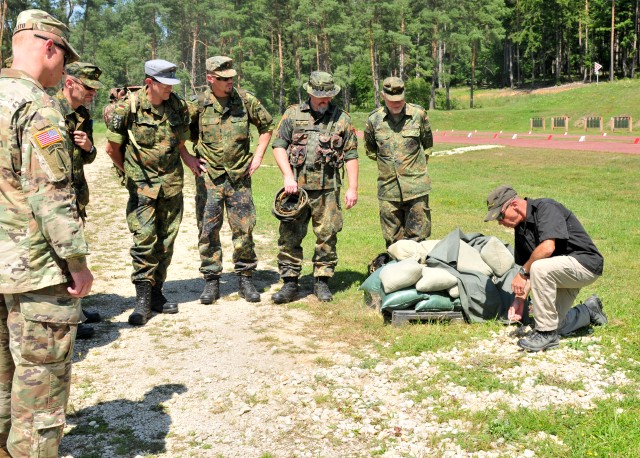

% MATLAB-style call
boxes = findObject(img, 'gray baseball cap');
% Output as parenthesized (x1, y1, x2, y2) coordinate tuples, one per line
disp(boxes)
(484, 185, 517, 222)
(145, 59, 180, 85)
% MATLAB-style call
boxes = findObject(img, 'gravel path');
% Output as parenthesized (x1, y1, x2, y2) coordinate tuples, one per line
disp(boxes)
(59, 143, 632, 458)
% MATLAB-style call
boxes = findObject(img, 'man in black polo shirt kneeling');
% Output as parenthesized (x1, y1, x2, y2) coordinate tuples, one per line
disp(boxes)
(484, 185, 607, 352)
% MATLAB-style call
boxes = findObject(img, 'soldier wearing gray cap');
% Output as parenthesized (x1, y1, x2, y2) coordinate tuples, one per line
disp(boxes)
(188, 55, 273, 304)
(105, 59, 205, 326)
(1, 9, 93, 457)
(364, 76, 434, 248)
(484, 185, 607, 352)
(271, 71, 359, 304)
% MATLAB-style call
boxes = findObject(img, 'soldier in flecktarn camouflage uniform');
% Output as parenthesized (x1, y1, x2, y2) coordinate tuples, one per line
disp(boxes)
(364, 77, 434, 247)
(0, 9, 94, 458)
(188, 56, 273, 304)
(105, 60, 204, 326)
(53, 62, 105, 340)
(271, 71, 359, 304)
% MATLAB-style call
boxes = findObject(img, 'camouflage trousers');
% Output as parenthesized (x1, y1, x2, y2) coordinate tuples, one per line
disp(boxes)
(278, 189, 343, 278)
(0, 285, 80, 458)
(126, 184, 184, 285)
(379, 195, 431, 248)
(195, 173, 257, 278)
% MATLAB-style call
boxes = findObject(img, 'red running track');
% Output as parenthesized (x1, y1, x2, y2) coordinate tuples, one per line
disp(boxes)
(433, 131, 640, 155)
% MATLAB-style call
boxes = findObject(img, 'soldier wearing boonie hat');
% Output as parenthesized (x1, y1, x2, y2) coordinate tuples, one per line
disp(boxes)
(364, 76, 434, 247)
(105, 58, 204, 327)
(1, 8, 93, 457)
(13, 9, 80, 64)
(188, 55, 273, 304)
(270, 70, 359, 304)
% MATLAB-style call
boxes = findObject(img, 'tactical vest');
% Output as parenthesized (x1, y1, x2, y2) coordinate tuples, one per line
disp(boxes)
(287, 106, 345, 179)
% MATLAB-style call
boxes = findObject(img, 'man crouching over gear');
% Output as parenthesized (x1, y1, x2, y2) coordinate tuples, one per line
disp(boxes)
(271, 71, 359, 304)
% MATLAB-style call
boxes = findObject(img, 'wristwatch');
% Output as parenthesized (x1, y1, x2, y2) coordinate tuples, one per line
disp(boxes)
(86, 145, 97, 155)
(518, 266, 529, 278)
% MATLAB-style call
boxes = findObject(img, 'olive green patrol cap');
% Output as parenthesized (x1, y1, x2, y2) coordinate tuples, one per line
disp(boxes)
(303, 71, 341, 97)
(65, 62, 104, 89)
(484, 185, 517, 222)
(382, 77, 405, 101)
(206, 56, 237, 77)
(13, 9, 80, 64)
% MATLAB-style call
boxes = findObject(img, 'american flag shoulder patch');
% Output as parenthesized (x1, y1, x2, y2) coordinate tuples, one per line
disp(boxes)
(34, 127, 63, 148)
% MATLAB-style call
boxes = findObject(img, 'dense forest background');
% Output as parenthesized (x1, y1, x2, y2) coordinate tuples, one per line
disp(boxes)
(1, 0, 638, 113)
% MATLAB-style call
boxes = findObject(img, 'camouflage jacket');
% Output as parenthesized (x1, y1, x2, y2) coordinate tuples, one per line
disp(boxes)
(364, 103, 433, 201)
(105, 87, 189, 199)
(0, 69, 89, 294)
(272, 101, 358, 191)
(53, 90, 96, 216)
(188, 87, 273, 182)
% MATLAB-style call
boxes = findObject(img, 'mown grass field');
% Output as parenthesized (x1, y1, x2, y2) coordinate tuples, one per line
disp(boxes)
(92, 84, 640, 456)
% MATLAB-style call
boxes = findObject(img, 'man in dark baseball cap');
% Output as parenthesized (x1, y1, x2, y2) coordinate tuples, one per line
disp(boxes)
(484, 185, 606, 352)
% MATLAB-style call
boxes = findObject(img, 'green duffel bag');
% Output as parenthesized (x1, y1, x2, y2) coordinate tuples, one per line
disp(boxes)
(380, 288, 430, 311)
(414, 293, 461, 312)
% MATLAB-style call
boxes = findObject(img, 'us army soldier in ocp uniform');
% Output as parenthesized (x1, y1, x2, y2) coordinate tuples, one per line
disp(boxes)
(271, 71, 359, 304)
(0, 9, 94, 458)
(53, 62, 105, 340)
(189, 56, 273, 304)
(105, 59, 205, 326)
(364, 77, 433, 247)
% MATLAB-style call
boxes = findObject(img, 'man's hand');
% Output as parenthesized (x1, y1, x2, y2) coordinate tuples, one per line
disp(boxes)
(344, 188, 358, 209)
(245, 154, 263, 177)
(67, 267, 94, 298)
(73, 130, 93, 152)
(508, 297, 525, 322)
(511, 272, 528, 297)
(283, 176, 298, 195)
(183, 155, 207, 177)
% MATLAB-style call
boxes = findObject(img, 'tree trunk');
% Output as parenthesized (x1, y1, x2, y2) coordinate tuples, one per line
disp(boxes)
(151, 10, 157, 60)
(470, 41, 476, 108)
(315, 33, 320, 70)
(430, 24, 438, 110)
(633, 0, 638, 78)
(190, 23, 198, 93)
(555, 29, 561, 84)
(295, 50, 302, 104)
(271, 28, 276, 106)
(399, 14, 405, 80)
(369, 21, 380, 108)
(278, 24, 285, 114)
(0, 0, 7, 65)
(611, 0, 615, 81)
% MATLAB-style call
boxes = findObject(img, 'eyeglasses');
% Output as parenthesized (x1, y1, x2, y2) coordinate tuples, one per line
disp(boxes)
(33, 33, 70, 65)
(71, 77, 94, 91)
(215, 76, 232, 81)
(497, 198, 515, 221)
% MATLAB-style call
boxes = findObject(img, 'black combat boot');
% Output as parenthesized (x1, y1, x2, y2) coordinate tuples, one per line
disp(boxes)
(150, 282, 179, 314)
(272, 278, 299, 304)
(238, 275, 260, 302)
(76, 323, 95, 340)
(200, 277, 220, 304)
(129, 282, 153, 326)
(314, 276, 333, 302)
(82, 309, 101, 323)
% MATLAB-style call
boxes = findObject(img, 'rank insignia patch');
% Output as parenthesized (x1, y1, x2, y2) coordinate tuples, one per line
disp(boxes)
(34, 127, 63, 148)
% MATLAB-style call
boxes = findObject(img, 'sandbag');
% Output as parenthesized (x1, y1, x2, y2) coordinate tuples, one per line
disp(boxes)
(379, 258, 423, 294)
(420, 239, 441, 257)
(457, 241, 493, 276)
(480, 236, 514, 277)
(387, 240, 428, 263)
(448, 285, 460, 298)
(415, 266, 458, 292)
(415, 294, 460, 312)
(359, 260, 396, 295)
(381, 288, 430, 311)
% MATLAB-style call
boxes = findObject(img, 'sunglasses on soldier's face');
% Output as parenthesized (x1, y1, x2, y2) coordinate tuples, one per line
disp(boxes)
(215, 76, 232, 81)
(34, 33, 70, 65)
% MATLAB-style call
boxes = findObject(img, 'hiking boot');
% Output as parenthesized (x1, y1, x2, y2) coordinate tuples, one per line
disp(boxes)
(151, 282, 179, 314)
(314, 276, 333, 302)
(200, 277, 220, 304)
(517, 329, 559, 352)
(76, 323, 95, 340)
(238, 275, 260, 302)
(82, 309, 101, 324)
(583, 294, 607, 326)
(129, 282, 153, 326)
(272, 278, 299, 304)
